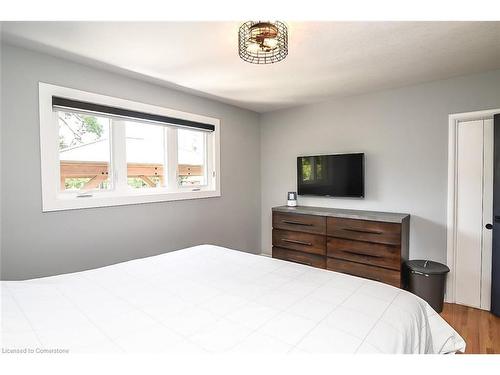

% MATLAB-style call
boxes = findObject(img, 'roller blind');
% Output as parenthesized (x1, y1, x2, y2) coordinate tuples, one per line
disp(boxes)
(52, 96, 215, 132)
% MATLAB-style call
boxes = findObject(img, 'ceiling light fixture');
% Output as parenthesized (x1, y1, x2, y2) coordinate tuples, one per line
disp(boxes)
(238, 21, 288, 64)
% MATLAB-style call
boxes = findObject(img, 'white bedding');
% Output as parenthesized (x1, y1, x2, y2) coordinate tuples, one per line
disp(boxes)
(1, 245, 465, 354)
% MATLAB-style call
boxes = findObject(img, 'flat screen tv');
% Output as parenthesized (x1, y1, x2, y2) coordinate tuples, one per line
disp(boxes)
(297, 153, 364, 198)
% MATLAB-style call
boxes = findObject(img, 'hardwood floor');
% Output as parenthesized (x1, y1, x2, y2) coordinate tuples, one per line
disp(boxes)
(440, 303, 500, 354)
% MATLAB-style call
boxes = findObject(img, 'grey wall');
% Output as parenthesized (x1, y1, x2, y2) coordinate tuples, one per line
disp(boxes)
(3, 42, 500, 280)
(260, 69, 500, 262)
(1, 43, 261, 280)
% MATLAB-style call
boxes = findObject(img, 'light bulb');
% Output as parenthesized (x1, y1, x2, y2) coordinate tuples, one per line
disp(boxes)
(246, 43, 261, 53)
(263, 38, 278, 49)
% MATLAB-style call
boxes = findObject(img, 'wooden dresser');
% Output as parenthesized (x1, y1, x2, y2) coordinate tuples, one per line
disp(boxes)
(272, 206, 410, 287)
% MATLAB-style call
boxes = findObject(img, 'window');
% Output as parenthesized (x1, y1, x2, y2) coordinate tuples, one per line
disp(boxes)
(58, 112, 112, 192)
(178, 128, 206, 186)
(125, 121, 166, 189)
(40, 83, 220, 211)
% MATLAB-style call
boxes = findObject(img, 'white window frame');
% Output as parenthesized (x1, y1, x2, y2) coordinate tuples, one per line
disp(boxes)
(39, 82, 221, 212)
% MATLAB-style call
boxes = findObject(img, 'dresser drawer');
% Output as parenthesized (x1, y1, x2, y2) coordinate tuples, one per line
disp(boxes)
(273, 247, 326, 269)
(273, 212, 326, 235)
(327, 237, 400, 270)
(273, 229, 325, 255)
(327, 217, 401, 245)
(327, 258, 400, 287)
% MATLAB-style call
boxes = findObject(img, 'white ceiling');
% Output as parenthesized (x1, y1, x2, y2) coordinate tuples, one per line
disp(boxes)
(2, 22, 500, 113)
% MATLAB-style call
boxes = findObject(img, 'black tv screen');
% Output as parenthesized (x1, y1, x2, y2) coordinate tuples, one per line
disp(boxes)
(297, 153, 364, 198)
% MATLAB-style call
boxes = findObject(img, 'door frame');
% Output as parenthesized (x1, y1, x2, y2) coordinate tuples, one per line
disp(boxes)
(447, 108, 500, 308)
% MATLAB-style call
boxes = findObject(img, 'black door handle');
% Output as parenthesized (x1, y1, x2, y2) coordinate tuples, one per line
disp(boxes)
(495, 216, 500, 222)
(486, 223, 493, 230)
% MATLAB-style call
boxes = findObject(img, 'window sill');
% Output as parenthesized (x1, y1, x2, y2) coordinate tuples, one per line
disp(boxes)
(42, 188, 221, 212)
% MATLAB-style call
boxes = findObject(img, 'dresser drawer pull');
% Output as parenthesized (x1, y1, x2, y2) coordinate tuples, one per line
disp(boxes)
(282, 238, 312, 246)
(342, 270, 381, 283)
(282, 220, 314, 226)
(365, 275, 382, 282)
(340, 249, 383, 258)
(343, 228, 383, 235)
(288, 258, 312, 266)
(287, 258, 312, 266)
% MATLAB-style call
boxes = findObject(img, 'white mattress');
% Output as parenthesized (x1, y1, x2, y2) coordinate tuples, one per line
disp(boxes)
(1, 245, 465, 354)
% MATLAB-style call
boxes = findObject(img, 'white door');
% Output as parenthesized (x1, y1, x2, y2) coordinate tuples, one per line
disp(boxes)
(455, 119, 493, 309)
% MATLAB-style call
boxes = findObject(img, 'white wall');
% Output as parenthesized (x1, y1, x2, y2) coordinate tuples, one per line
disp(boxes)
(260, 69, 500, 262)
(1, 43, 261, 280)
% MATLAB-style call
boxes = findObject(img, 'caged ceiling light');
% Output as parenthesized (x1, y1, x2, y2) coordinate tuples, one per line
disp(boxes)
(238, 21, 288, 64)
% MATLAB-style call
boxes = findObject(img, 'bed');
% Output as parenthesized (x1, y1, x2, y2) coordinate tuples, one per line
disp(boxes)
(1, 244, 465, 354)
